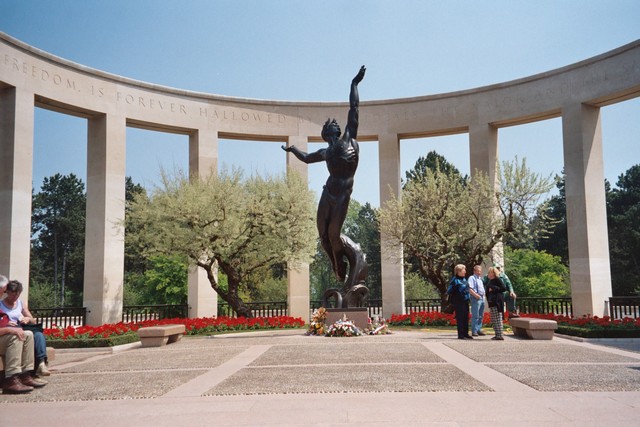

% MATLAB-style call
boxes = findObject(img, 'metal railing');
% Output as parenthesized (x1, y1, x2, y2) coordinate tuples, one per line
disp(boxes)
(31, 307, 87, 328)
(310, 299, 383, 318)
(608, 297, 640, 319)
(217, 301, 288, 318)
(404, 297, 575, 317)
(405, 298, 443, 313)
(516, 297, 573, 317)
(122, 304, 189, 323)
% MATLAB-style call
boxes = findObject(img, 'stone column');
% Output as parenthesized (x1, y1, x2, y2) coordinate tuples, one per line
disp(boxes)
(84, 113, 126, 325)
(562, 103, 612, 316)
(0, 87, 34, 300)
(469, 123, 503, 265)
(187, 129, 218, 318)
(378, 133, 404, 319)
(469, 123, 499, 185)
(285, 135, 311, 320)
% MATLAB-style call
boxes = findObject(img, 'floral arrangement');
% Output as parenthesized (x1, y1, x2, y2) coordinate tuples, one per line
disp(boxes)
(306, 307, 327, 336)
(364, 316, 391, 335)
(325, 315, 362, 337)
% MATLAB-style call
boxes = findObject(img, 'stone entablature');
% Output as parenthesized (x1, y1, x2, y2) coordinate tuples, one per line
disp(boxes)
(2, 33, 639, 139)
(2, 31, 639, 323)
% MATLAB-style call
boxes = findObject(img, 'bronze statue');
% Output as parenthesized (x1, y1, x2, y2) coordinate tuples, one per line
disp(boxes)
(282, 66, 369, 307)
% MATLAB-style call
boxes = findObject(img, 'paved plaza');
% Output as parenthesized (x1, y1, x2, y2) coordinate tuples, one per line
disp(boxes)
(3, 329, 640, 426)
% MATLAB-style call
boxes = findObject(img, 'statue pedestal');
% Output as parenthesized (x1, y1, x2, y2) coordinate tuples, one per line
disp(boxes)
(325, 308, 369, 330)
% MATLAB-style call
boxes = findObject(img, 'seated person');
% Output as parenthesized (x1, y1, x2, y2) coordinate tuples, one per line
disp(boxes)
(0, 280, 50, 376)
(0, 316, 48, 393)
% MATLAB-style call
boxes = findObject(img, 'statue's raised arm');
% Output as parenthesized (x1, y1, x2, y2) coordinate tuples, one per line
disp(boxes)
(345, 65, 366, 140)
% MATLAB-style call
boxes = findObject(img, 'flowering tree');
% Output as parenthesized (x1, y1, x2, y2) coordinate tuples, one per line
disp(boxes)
(380, 157, 553, 303)
(126, 169, 316, 317)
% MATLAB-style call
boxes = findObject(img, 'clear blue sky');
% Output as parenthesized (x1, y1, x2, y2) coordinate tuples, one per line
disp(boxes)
(2, 1, 639, 206)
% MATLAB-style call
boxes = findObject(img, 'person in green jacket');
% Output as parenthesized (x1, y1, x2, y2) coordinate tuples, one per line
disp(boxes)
(483, 264, 519, 320)
(494, 264, 519, 319)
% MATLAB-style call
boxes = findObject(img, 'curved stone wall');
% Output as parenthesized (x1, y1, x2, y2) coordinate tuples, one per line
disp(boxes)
(2, 31, 639, 323)
(2, 33, 639, 138)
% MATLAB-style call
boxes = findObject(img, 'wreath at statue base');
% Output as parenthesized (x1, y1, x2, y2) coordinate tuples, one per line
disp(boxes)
(306, 308, 391, 337)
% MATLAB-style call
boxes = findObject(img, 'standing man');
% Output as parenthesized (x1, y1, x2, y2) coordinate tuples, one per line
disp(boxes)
(468, 265, 486, 336)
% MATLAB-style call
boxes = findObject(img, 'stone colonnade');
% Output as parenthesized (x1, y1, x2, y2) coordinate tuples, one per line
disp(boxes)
(1, 32, 639, 324)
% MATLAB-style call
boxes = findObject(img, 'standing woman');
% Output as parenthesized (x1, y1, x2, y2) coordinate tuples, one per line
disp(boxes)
(486, 267, 507, 340)
(448, 264, 472, 340)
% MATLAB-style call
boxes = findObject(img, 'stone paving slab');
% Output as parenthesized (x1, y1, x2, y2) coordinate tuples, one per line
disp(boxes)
(206, 364, 490, 395)
(251, 342, 445, 366)
(50, 351, 111, 366)
(446, 340, 640, 363)
(488, 364, 640, 391)
(58, 344, 248, 373)
(0, 370, 205, 403)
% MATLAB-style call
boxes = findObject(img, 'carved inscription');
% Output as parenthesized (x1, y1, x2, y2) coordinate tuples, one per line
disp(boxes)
(4, 54, 80, 92)
(199, 108, 286, 123)
(116, 92, 187, 114)
(1, 51, 297, 122)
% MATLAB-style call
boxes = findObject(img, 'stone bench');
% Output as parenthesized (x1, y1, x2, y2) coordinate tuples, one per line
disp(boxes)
(137, 324, 186, 347)
(509, 317, 558, 340)
(1, 346, 56, 377)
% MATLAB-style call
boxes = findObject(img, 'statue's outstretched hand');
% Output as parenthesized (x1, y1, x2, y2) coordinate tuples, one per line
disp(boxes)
(281, 145, 293, 152)
(353, 65, 366, 84)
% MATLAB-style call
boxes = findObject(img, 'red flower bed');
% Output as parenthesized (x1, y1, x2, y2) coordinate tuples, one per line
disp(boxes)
(517, 312, 640, 329)
(44, 315, 306, 340)
(388, 310, 640, 332)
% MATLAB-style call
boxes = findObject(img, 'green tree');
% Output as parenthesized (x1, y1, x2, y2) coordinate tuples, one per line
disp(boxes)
(607, 164, 640, 296)
(534, 173, 569, 263)
(404, 271, 440, 300)
(25, 281, 72, 309)
(250, 275, 287, 302)
(343, 201, 381, 299)
(126, 169, 316, 317)
(137, 254, 189, 305)
(404, 150, 465, 185)
(309, 241, 334, 300)
(504, 247, 570, 297)
(124, 176, 148, 276)
(380, 156, 553, 304)
(31, 173, 86, 306)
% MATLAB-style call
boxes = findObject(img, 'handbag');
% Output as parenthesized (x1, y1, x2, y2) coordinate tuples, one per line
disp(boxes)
(21, 322, 44, 333)
(442, 303, 455, 314)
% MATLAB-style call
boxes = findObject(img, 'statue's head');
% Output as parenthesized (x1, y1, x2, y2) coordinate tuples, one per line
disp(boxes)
(321, 118, 340, 143)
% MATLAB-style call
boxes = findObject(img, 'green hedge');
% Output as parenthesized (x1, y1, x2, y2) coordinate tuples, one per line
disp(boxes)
(47, 332, 140, 349)
(556, 325, 640, 338)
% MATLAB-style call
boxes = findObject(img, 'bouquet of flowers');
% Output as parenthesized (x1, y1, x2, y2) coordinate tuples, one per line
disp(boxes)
(306, 307, 327, 336)
(365, 316, 391, 335)
(325, 315, 362, 337)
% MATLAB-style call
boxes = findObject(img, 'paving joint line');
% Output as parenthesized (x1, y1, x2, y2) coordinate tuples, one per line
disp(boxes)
(423, 341, 538, 393)
(161, 344, 272, 398)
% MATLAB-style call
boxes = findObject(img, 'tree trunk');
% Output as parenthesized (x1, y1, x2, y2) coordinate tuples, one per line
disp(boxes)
(203, 261, 254, 318)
